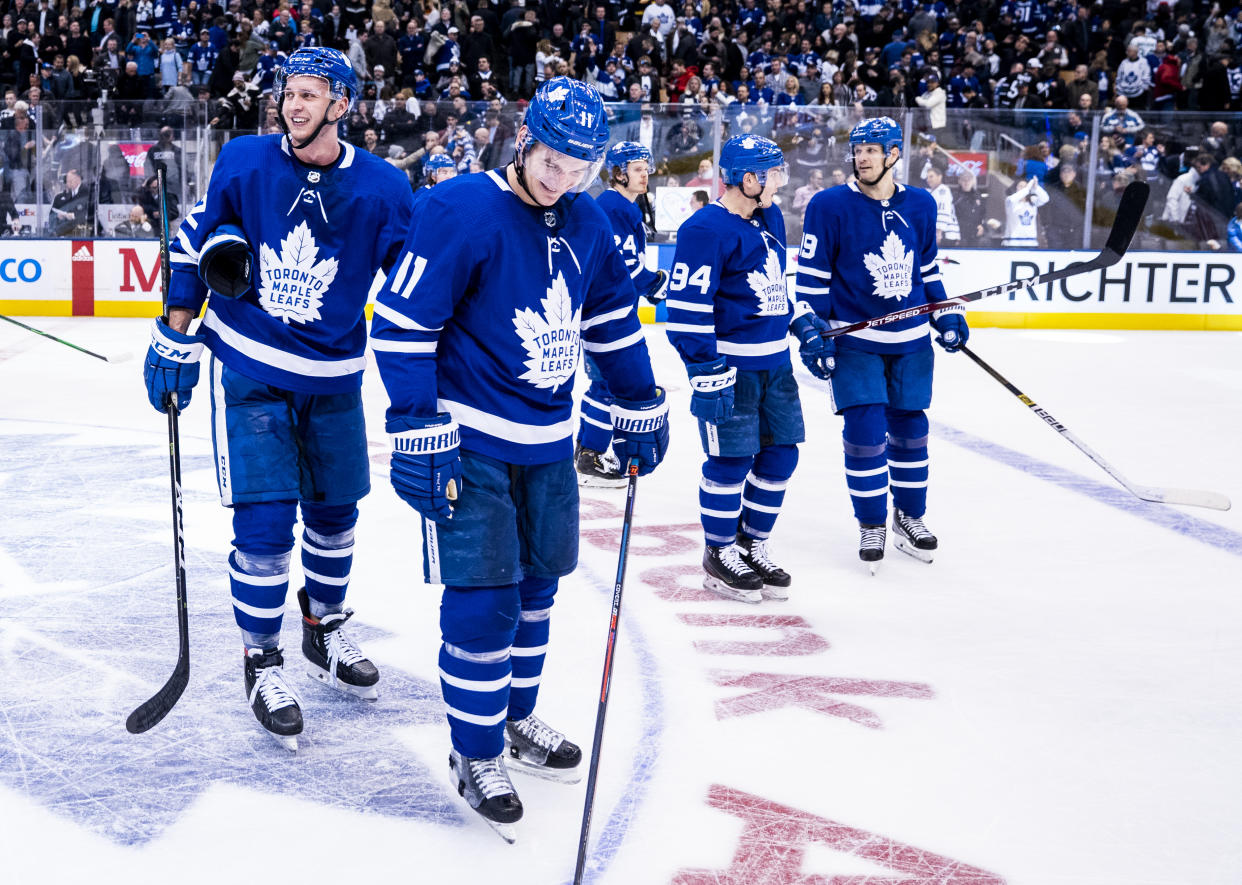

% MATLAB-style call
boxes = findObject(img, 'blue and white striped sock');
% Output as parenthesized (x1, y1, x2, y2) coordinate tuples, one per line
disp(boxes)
(230, 549, 290, 649)
(507, 608, 550, 721)
(439, 642, 511, 760)
(301, 526, 352, 617)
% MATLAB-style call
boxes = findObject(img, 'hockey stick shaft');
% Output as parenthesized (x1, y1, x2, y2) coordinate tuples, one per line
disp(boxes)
(126, 165, 192, 734)
(574, 459, 640, 885)
(960, 344, 1231, 511)
(0, 313, 116, 361)
(820, 181, 1149, 340)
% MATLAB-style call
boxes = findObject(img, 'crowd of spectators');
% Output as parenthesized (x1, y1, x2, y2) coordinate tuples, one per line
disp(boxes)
(0, 0, 1241, 245)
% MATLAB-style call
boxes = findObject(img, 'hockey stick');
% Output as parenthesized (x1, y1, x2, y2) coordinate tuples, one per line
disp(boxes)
(574, 459, 640, 885)
(126, 165, 191, 734)
(960, 343, 1231, 511)
(819, 180, 1150, 340)
(0, 313, 132, 362)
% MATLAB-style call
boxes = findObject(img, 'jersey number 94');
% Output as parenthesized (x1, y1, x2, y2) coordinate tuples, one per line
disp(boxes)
(670, 262, 712, 295)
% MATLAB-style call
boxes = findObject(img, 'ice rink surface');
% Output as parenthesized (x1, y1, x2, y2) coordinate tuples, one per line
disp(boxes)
(2, 317, 1240, 885)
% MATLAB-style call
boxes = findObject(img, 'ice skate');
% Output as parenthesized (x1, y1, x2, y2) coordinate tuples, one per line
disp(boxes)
(735, 534, 791, 601)
(892, 510, 937, 564)
(243, 647, 303, 752)
(859, 524, 886, 576)
(574, 443, 627, 488)
(448, 749, 523, 843)
(505, 713, 583, 784)
(702, 544, 763, 603)
(299, 588, 379, 700)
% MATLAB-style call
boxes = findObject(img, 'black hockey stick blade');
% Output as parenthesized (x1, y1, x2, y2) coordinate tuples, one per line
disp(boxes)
(125, 655, 188, 733)
(1103, 180, 1149, 260)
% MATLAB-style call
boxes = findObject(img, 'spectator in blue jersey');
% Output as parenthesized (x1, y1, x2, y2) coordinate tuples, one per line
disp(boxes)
(794, 116, 965, 572)
(665, 134, 804, 604)
(369, 78, 668, 840)
(1227, 203, 1242, 252)
(186, 29, 217, 87)
(576, 140, 668, 486)
(142, 47, 416, 752)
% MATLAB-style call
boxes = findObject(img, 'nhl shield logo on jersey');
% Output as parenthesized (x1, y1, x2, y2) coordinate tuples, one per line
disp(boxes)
(748, 248, 789, 316)
(863, 229, 914, 301)
(513, 271, 582, 391)
(258, 222, 339, 324)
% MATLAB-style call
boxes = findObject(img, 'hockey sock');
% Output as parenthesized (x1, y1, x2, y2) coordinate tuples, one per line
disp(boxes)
(300, 502, 358, 616)
(440, 583, 520, 759)
(508, 576, 557, 720)
(230, 549, 291, 648)
(577, 362, 615, 453)
(700, 455, 752, 547)
(887, 409, 930, 518)
(843, 404, 888, 525)
(739, 444, 798, 540)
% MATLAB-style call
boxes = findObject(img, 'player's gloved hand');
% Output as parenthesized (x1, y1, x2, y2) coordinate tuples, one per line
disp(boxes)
(611, 388, 669, 476)
(642, 269, 668, 304)
(789, 312, 836, 380)
(198, 223, 253, 298)
(143, 316, 206, 412)
(388, 413, 463, 523)
(930, 305, 969, 353)
(686, 357, 737, 423)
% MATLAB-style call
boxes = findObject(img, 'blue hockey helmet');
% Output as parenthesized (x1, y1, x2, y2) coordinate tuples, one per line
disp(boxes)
(423, 152, 457, 184)
(848, 115, 903, 155)
(273, 47, 358, 113)
(719, 134, 787, 187)
(606, 140, 654, 183)
(518, 77, 609, 194)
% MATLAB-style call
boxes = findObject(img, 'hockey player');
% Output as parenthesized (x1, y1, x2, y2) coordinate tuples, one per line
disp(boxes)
(369, 78, 668, 841)
(576, 140, 669, 488)
(792, 116, 968, 571)
(414, 152, 458, 207)
(142, 47, 416, 749)
(665, 134, 805, 604)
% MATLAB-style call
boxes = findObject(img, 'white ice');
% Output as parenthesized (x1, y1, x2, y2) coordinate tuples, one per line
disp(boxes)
(1, 317, 1240, 885)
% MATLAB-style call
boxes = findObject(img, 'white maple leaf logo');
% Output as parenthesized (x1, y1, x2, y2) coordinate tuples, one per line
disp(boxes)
(747, 247, 789, 316)
(546, 85, 569, 103)
(257, 221, 338, 324)
(513, 272, 582, 391)
(862, 229, 913, 301)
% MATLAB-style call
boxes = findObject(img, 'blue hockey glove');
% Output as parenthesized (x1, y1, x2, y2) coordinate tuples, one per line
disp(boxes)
(930, 305, 969, 353)
(686, 357, 737, 424)
(789, 312, 836, 380)
(143, 316, 206, 412)
(388, 413, 463, 523)
(611, 388, 669, 476)
(642, 268, 668, 305)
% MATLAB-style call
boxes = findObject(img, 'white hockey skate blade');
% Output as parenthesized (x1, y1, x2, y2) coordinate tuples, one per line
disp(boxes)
(703, 575, 762, 604)
(576, 473, 627, 489)
(759, 583, 790, 601)
(893, 536, 935, 564)
(305, 666, 379, 701)
(505, 754, 584, 784)
(263, 730, 298, 753)
(484, 819, 517, 844)
(867, 560, 881, 576)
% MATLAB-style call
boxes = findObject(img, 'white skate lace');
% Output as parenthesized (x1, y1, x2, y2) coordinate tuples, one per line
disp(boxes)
(721, 544, 757, 577)
(860, 526, 886, 550)
(745, 539, 781, 573)
(321, 612, 367, 684)
(250, 661, 302, 712)
(468, 756, 516, 799)
(511, 714, 564, 752)
(896, 512, 933, 541)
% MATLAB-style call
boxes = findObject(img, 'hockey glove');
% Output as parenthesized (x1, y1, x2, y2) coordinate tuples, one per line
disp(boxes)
(930, 305, 969, 353)
(388, 413, 463, 524)
(198, 223, 253, 298)
(611, 388, 669, 476)
(686, 357, 737, 424)
(143, 316, 206, 412)
(642, 268, 668, 305)
(789, 312, 836, 380)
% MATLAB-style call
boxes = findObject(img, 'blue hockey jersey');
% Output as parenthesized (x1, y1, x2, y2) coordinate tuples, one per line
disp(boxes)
(595, 189, 658, 295)
(369, 169, 658, 465)
(168, 135, 415, 393)
(665, 202, 791, 371)
(794, 182, 948, 355)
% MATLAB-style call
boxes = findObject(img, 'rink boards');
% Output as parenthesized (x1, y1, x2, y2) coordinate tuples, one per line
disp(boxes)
(1, 239, 1240, 331)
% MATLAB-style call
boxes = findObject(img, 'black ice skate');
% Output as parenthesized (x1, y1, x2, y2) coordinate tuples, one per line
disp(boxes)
(892, 509, 937, 564)
(703, 544, 763, 603)
(735, 534, 791, 601)
(449, 749, 524, 843)
(298, 588, 380, 701)
(859, 524, 886, 576)
(505, 713, 583, 784)
(574, 443, 627, 488)
(243, 647, 303, 752)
